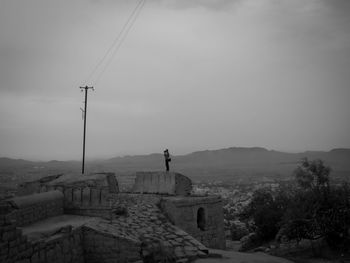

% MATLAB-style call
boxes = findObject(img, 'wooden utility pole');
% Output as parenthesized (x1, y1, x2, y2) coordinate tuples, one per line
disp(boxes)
(80, 86, 94, 174)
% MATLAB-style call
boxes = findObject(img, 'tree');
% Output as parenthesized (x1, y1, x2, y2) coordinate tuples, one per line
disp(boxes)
(315, 182, 350, 249)
(278, 189, 322, 243)
(294, 158, 330, 191)
(241, 189, 285, 241)
(281, 159, 350, 251)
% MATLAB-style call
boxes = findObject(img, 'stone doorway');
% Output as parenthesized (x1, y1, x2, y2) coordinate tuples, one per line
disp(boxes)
(197, 207, 206, 231)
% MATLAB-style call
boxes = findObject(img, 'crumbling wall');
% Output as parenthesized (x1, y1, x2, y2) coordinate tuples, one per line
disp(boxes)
(0, 212, 29, 263)
(0, 211, 84, 263)
(17, 174, 63, 196)
(133, 172, 192, 195)
(17, 173, 119, 196)
(29, 227, 84, 263)
(6, 190, 64, 226)
(160, 196, 226, 249)
(17, 173, 119, 218)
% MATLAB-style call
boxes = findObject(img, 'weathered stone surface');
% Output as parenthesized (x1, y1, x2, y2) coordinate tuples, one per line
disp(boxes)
(133, 172, 192, 196)
(5, 191, 64, 227)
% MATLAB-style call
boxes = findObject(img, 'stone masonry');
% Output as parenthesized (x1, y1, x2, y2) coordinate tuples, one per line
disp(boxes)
(160, 196, 225, 249)
(0, 172, 225, 262)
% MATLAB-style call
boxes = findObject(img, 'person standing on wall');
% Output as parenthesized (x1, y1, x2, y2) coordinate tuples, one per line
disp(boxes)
(164, 149, 171, 172)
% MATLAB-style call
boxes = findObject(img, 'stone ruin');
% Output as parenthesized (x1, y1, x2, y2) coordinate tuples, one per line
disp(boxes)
(0, 171, 225, 263)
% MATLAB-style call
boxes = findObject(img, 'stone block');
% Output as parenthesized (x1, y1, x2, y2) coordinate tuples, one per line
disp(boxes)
(64, 188, 73, 204)
(46, 249, 55, 261)
(38, 249, 46, 262)
(100, 189, 109, 205)
(2, 230, 16, 241)
(0, 242, 8, 255)
(20, 247, 33, 258)
(62, 239, 70, 253)
(73, 188, 82, 204)
(133, 172, 192, 195)
(91, 188, 101, 205)
(82, 187, 91, 206)
(8, 245, 18, 257)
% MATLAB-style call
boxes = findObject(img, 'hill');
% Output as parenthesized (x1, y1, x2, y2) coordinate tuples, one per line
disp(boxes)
(101, 147, 350, 182)
(1, 147, 349, 187)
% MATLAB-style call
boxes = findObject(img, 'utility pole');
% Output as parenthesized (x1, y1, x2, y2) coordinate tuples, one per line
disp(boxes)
(80, 86, 94, 174)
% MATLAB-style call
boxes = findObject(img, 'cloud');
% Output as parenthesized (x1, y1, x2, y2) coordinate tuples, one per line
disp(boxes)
(1, 0, 350, 160)
(321, 0, 350, 14)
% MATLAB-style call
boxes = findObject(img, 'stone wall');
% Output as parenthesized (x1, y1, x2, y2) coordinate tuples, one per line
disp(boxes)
(46, 173, 119, 193)
(29, 227, 84, 263)
(17, 173, 119, 218)
(83, 226, 141, 263)
(133, 172, 192, 195)
(44, 174, 118, 218)
(17, 174, 63, 197)
(6, 191, 64, 227)
(160, 195, 226, 249)
(0, 213, 29, 263)
(0, 212, 84, 263)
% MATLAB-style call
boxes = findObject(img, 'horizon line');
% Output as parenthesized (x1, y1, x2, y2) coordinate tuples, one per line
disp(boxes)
(1, 146, 349, 163)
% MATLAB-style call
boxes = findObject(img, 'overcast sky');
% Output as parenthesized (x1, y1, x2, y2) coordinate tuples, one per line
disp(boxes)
(0, 0, 350, 161)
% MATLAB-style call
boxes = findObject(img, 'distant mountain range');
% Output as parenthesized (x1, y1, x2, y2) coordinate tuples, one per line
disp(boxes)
(1, 147, 349, 185)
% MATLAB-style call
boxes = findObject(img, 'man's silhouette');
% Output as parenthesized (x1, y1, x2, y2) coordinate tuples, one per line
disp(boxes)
(164, 149, 171, 172)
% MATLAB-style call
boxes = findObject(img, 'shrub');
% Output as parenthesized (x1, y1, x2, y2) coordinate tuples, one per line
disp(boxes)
(241, 158, 350, 252)
(241, 189, 285, 241)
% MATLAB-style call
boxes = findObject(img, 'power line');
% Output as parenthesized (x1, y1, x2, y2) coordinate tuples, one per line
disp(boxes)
(83, 0, 146, 86)
(77, 1, 146, 174)
(94, 0, 145, 85)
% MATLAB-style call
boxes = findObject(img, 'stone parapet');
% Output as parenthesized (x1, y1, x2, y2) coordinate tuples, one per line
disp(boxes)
(132, 172, 192, 195)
